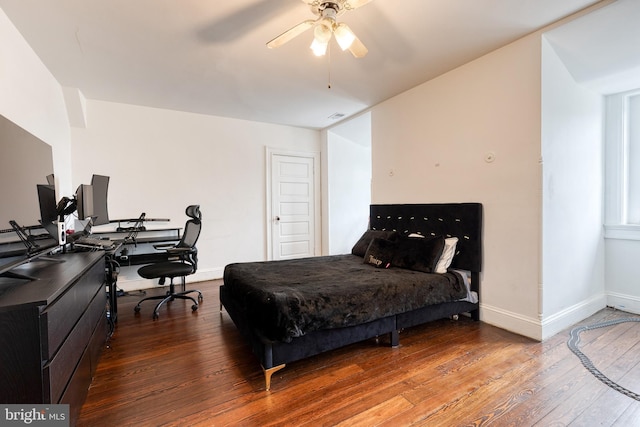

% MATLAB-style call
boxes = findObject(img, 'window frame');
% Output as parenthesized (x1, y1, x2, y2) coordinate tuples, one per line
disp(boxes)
(605, 89, 640, 240)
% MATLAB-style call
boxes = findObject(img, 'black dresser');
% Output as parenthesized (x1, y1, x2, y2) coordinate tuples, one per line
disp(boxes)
(0, 251, 107, 424)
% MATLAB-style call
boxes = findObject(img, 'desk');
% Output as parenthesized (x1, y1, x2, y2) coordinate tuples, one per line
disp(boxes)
(0, 251, 106, 424)
(91, 228, 179, 323)
(93, 227, 181, 266)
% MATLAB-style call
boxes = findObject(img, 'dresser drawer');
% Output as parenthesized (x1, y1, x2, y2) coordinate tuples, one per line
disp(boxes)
(60, 311, 108, 426)
(0, 305, 42, 403)
(42, 285, 107, 403)
(0, 251, 107, 408)
(40, 259, 105, 360)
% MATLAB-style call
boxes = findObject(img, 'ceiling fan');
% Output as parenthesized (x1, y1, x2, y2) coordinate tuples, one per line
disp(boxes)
(267, 0, 372, 58)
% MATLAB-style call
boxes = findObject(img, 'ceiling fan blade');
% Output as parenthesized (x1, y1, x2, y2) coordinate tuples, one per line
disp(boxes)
(334, 23, 368, 58)
(344, 0, 374, 10)
(348, 35, 368, 58)
(267, 19, 316, 49)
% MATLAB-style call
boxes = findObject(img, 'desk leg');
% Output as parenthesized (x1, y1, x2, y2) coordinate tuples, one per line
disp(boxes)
(106, 259, 118, 323)
(109, 280, 118, 323)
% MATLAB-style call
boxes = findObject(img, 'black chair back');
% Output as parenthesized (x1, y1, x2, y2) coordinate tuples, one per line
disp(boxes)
(177, 205, 202, 269)
(178, 205, 202, 248)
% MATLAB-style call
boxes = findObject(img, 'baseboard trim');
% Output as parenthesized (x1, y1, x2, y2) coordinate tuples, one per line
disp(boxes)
(540, 293, 606, 340)
(192, 267, 225, 282)
(480, 304, 542, 341)
(115, 267, 225, 292)
(481, 293, 607, 342)
(607, 292, 640, 315)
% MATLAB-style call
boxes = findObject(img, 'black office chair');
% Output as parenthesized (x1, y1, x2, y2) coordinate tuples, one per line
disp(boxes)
(134, 205, 203, 319)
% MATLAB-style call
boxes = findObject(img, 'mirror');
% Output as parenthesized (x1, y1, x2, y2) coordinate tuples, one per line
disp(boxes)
(0, 115, 54, 232)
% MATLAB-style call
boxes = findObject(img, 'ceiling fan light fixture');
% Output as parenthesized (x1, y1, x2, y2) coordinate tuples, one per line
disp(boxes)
(334, 23, 356, 51)
(314, 23, 332, 43)
(267, 0, 369, 58)
(311, 23, 332, 56)
(310, 38, 329, 56)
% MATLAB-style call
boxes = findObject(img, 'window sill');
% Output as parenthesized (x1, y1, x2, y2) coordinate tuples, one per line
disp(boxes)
(605, 225, 640, 240)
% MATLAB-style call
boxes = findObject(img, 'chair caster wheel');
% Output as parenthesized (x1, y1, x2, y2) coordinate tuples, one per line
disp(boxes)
(152, 312, 159, 320)
(198, 295, 204, 301)
(192, 304, 198, 311)
(134, 306, 141, 313)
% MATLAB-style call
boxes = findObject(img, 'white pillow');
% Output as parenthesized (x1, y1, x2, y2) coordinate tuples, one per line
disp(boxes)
(435, 237, 458, 273)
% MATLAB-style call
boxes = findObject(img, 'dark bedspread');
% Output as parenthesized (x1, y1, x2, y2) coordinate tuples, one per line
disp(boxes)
(223, 254, 466, 342)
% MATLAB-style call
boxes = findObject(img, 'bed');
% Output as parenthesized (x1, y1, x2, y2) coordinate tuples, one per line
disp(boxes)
(220, 203, 482, 390)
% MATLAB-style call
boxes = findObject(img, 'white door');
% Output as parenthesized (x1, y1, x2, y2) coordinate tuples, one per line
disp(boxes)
(268, 151, 318, 260)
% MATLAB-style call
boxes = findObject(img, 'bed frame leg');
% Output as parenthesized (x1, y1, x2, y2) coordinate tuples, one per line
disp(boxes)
(390, 330, 399, 347)
(262, 364, 286, 391)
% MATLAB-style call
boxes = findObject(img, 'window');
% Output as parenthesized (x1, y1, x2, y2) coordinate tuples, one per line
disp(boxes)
(626, 93, 640, 223)
(605, 89, 640, 239)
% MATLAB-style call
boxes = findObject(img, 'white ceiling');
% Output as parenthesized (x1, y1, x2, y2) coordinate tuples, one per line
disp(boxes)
(0, 0, 609, 129)
(543, 0, 640, 95)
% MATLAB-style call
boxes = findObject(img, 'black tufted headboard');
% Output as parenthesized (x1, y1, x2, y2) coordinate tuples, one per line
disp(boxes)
(369, 203, 483, 273)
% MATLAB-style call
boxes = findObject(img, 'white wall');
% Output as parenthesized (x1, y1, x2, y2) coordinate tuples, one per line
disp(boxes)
(593, 0, 640, 316)
(540, 38, 605, 339)
(368, 6, 617, 340)
(541, 0, 640, 324)
(371, 32, 544, 338)
(605, 92, 640, 313)
(324, 113, 372, 255)
(325, 132, 371, 255)
(0, 7, 71, 196)
(70, 99, 321, 290)
(606, 239, 640, 313)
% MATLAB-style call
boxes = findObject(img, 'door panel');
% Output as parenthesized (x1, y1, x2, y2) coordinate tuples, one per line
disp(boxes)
(270, 153, 316, 260)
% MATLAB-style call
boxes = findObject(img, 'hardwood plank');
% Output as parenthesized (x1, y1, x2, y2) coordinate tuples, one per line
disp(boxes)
(391, 345, 551, 426)
(533, 320, 640, 426)
(335, 395, 414, 427)
(77, 281, 640, 426)
(613, 403, 640, 426)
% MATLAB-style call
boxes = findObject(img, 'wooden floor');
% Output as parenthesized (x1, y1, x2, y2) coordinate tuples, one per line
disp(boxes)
(78, 280, 640, 426)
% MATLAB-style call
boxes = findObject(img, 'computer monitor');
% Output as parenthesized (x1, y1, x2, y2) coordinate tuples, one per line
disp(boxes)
(37, 184, 58, 225)
(75, 184, 94, 221)
(91, 174, 110, 226)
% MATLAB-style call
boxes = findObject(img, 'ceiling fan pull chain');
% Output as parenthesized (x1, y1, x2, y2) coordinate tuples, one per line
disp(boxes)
(327, 43, 332, 89)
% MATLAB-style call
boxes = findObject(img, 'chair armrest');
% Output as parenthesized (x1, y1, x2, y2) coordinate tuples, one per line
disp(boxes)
(153, 243, 176, 250)
(166, 247, 193, 255)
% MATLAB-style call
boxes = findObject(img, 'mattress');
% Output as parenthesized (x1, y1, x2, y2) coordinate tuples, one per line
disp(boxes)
(223, 254, 467, 342)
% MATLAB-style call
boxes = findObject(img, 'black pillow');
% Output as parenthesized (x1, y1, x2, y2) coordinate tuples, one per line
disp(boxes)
(363, 238, 396, 268)
(392, 236, 445, 273)
(351, 230, 399, 257)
